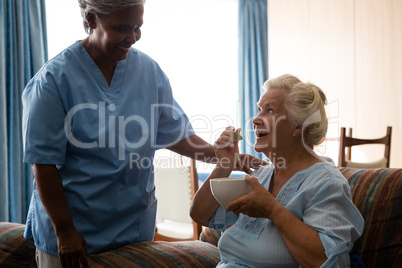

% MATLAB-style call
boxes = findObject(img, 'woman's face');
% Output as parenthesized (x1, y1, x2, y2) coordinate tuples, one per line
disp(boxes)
(90, 5, 144, 63)
(252, 88, 296, 154)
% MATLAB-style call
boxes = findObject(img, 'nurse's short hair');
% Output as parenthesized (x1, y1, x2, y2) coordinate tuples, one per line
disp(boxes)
(263, 74, 328, 146)
(78, 0, 146, 34)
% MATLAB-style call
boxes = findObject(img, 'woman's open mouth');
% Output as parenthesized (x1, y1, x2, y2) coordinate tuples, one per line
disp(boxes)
(256, 131, 268, 138)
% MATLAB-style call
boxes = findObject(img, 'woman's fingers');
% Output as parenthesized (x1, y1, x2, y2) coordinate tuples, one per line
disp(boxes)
(215, 127, 242, 147)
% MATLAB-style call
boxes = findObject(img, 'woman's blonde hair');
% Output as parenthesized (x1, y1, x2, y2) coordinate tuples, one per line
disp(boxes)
(78, 0, 146, 34)
(264, 74, 328, 146)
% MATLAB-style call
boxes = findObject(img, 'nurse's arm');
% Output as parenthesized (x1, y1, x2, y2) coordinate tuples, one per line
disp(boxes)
(167, 134, 267, 173)
(33, 164, 89, 268)
(166, 134, 216, 163)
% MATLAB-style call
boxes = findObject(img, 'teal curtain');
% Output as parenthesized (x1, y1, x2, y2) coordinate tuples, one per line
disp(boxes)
(0, 0, 47, 223)
(238, 0, 268, 158)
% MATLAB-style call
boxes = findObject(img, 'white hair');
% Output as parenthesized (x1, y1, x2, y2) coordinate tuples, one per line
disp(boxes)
(78, 0, 146, 34)
(264, 74, 328, 146)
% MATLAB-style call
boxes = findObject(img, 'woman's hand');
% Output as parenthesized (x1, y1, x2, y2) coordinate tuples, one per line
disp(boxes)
(56, 227, 89, 268)
(214, 127, 242, 170)
(215, 127, 268, 174)
(226, 175, 280, 219)
(228, 175, 327, 267)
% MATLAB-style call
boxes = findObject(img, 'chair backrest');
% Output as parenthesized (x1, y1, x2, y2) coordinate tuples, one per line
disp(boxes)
(154, 152, 202, 241)
(338, 126, 392, 168)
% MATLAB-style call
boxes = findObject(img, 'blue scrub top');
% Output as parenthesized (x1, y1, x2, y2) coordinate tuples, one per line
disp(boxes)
(22, 41, 195, 255)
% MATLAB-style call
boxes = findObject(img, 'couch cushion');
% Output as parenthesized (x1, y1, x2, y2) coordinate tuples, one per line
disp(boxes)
(0, 222, 36, 267)
(0, 221, 220, 267)
(88, 240, 220, 267)
(339, 168, 402, 267)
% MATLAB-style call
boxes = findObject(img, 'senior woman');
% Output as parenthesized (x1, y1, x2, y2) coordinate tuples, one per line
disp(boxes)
(190, 74, 364, 267)
(21, 1, 263, 267)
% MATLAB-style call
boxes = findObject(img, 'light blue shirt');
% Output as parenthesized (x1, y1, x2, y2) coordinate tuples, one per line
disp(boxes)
(22, 41, 194, 255)
(209, 161, 364, 268)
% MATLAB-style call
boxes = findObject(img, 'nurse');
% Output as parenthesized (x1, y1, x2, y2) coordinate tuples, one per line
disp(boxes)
(22, 0, 265, 267)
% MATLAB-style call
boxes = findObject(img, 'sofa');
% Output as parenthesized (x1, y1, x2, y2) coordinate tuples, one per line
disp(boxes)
(1, 167, 401, 267)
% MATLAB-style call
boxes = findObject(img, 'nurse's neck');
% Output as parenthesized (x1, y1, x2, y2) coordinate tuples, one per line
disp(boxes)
(80, 39, 117, 86)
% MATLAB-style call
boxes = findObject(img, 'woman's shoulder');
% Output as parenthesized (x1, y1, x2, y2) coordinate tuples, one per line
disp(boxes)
(44, 41, 82, 66)
(29, 42, 83, 84)
(127, 47, 167, 76)
(128, 47, 158, 66)
(302, 159, 349, 189)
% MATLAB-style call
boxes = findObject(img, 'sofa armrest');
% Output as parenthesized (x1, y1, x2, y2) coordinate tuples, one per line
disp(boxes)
(339, 167, 402, 267)
(0, 222, 36, 267)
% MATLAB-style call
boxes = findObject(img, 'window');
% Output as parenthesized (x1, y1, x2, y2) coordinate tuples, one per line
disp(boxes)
(136, 0, 239, 149)
(45, 1, 87, 58)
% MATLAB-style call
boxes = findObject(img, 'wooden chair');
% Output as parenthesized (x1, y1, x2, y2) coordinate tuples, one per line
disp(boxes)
(338, 126, 392, 168)
(153, 152, 202, 241)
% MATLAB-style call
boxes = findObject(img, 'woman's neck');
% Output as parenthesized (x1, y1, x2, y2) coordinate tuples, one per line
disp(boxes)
(270, 146, 324, 179)
(80, 38, 117, 85)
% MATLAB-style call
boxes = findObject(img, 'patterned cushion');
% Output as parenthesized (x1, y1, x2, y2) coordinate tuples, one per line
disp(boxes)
(339, 168, 402, 268)
(0, 222, 219, 267)
(0, 222, 36, 267)
(88, 241, 220, 267)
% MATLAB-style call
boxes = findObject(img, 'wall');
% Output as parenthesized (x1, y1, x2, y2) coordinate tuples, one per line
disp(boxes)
(267, 0, 402, 167)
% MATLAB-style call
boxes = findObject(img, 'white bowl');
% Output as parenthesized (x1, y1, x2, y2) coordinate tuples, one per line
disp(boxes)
(210, 177, 251, 207)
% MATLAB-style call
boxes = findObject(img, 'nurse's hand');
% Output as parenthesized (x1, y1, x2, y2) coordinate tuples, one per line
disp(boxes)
(235, 154, 269, 174)
(57, 227, 89, 268)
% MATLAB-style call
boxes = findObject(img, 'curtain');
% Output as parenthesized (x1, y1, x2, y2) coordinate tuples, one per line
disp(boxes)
(238, 0, 268, 158)
(0, 0, 47, 223)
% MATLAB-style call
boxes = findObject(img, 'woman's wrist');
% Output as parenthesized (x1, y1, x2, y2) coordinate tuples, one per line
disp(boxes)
(216, 156, 236, 170)
(266, 200, 287, 223)
(212, 160, 233, 178)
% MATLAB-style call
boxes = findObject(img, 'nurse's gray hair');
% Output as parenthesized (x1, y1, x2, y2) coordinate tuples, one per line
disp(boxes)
(263, 74, 328, 147)
(78, 0, 146, 34)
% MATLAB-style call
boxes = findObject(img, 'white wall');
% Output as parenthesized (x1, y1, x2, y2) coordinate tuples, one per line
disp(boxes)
(268, 0, 402, 167)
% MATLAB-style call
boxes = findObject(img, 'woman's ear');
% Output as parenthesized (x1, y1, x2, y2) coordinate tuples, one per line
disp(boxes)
(293, 125, 302, 137)
(86, 12, 97, 31)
